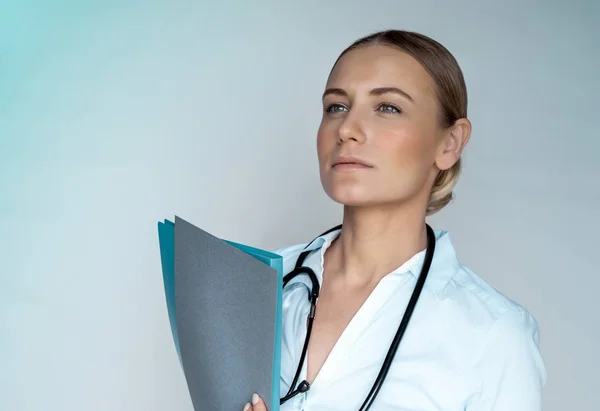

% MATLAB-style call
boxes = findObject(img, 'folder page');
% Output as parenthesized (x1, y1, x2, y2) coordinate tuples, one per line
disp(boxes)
(157, 219, 180, 362)
(224, 240, 283, 410)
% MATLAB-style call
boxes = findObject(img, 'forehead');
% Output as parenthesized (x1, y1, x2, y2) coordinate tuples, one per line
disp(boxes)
(326, 44, 435, 99)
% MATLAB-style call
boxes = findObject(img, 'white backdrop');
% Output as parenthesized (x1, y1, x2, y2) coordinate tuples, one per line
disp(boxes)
(1, 1, 599, 410)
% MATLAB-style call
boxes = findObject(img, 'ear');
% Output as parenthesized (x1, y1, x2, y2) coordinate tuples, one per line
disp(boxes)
(435, 118, 471, 171)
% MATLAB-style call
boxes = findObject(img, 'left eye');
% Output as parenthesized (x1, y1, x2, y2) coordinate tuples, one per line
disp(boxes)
(377, 103, 401, 114)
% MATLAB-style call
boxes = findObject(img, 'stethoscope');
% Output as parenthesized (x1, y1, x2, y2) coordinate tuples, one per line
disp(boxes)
(279, 223, 436, 410)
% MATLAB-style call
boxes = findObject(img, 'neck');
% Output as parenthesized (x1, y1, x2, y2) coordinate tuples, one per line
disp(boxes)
(325, 202, 429, 287)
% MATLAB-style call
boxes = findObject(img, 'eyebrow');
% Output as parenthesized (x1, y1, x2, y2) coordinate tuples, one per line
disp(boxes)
(322, 86, 414, 102)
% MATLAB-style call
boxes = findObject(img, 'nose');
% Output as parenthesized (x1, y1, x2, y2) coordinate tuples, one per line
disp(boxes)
(338, 111, 366, 144)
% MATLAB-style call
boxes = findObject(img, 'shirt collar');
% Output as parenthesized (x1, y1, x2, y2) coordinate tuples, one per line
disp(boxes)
(301, 226, 460, 294)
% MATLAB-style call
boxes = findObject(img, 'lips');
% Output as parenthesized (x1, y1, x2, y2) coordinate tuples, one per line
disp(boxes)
(332, 155, 373, 168)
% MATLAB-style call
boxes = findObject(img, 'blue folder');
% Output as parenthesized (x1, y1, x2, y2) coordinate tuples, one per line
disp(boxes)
(158, 216, 282, 411)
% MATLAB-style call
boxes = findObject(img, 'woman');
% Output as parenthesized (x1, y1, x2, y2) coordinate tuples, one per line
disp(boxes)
(244, 30, 546, 411)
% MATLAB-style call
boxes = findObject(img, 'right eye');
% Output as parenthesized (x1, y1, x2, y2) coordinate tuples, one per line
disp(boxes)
(324, 103, 348, 113)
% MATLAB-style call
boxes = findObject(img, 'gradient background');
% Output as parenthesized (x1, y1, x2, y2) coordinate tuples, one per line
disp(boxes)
(1, 1, 598, 410)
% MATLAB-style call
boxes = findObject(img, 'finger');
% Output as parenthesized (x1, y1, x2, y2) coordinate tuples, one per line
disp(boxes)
(251, 393, 268, 411)
(243, 402, 252, 411)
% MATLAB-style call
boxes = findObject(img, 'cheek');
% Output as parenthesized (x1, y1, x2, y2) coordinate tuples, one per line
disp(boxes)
(316, 123, 335, 162)
(374, 126, 435, 173)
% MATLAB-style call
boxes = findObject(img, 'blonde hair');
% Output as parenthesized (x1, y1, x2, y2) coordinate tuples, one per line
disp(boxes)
(333, 30, 468, 215)
(427, 158, 461, 215)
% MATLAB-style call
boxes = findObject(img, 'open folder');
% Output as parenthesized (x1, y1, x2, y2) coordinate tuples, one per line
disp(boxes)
(157, 216, 282, 411)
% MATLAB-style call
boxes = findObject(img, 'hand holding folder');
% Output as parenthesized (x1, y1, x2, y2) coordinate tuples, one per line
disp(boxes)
(158, 216, 282, 411)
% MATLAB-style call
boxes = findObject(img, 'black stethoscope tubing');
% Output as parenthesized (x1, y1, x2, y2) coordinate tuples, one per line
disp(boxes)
(280, 224, 436, 410)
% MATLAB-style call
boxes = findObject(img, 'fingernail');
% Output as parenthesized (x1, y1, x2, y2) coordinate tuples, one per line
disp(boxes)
(252, 393, 259, 405)
(243, 402, 251, 411)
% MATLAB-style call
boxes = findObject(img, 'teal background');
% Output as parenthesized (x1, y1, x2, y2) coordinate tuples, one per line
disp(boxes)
(1, 1, 598, 410)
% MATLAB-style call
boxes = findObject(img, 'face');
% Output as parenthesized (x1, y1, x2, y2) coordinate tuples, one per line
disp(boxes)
(317, 44, 464, 209)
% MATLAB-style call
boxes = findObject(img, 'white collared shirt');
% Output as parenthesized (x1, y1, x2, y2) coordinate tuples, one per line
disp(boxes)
(275, 228, 547, 411)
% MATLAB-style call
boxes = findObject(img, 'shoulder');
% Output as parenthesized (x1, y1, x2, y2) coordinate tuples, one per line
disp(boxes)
(447, 267, 548, 404)
(425, 232, 545, 371)
(272, 242, 312, 275)
(424, 230, 537, 333)
(440, 262, 546, 380)
(270, 225, 341, 270)
(443, 262, 538, 331)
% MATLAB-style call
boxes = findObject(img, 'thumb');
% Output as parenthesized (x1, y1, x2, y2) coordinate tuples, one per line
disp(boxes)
(244, 393, 268, 411)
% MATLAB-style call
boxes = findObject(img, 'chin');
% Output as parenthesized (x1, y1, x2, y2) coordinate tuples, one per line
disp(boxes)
(323, 184, 379, 207)
(322, 180, 417, 209)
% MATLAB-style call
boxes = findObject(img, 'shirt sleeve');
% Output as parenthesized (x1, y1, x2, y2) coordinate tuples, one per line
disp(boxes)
(466, 307, 547, 411)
